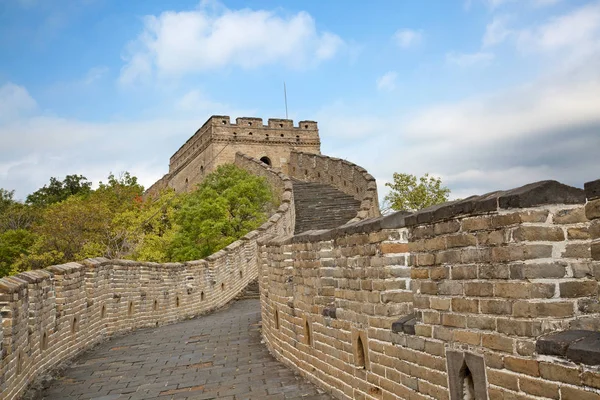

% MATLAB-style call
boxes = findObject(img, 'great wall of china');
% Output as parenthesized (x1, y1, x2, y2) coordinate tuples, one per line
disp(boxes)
(1, 116, 599, 400)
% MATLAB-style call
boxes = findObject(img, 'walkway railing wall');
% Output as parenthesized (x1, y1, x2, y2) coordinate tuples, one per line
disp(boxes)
(259, 179, 600, 400)
(0, 155, 293, 399)
(288, 151, 380, 221)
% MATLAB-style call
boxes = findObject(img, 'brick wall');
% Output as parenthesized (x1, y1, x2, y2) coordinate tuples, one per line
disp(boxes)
(260, 179, 600, 400)
(0, 155, 293, 399)
(288, 151, 380, 221)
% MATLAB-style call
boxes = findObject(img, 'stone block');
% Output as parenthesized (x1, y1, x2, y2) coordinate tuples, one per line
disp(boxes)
(513, 226, 565, 242)
(585, 179, 600, 201)
(498, 180, 585, 209)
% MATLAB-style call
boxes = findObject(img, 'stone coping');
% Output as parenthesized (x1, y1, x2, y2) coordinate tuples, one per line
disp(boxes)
(537, 330, 600, 365)
(267, 179, 591, 245)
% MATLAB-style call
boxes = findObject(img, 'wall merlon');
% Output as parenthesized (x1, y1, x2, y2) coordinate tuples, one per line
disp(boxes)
(585, 179, 600, 201)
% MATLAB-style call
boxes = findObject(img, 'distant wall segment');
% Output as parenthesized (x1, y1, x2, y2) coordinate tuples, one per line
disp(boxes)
(0, 155, 294, 399)
(260, 179, 600, 400)
(288, 151, 380, 221)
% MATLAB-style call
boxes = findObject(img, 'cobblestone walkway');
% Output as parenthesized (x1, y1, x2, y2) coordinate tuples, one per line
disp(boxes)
(38, 299, 331, 400)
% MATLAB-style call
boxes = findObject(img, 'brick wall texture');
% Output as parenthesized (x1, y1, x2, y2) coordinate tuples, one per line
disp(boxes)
(260, 180, 600, 400)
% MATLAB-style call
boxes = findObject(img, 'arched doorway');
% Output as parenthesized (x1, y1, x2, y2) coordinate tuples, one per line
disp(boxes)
(260, 156, 272, 166)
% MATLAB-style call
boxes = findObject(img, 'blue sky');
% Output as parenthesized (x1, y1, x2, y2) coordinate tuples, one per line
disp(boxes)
(1, 0, 599, 202)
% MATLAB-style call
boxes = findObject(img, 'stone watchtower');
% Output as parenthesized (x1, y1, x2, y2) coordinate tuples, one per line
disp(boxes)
(146, 115, 321, 194)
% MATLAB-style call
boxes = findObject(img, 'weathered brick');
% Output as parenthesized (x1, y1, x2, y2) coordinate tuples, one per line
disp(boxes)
(519, 210, 550, 223)
(380, 243, 409, 254)
(491, 244, 553, 262)
(433, 220, 460, 235)
(560, 280, 598, 298)
(467, 315, 496, 331)
(497, 318, 541, 337)
(512, 301, 574, 318)
(539, 362, 580, 385)
(487, 369, 519, 391)
(582, 371, 600, 389)
(451, 265, 477, 280)
(462, 217, 491, 232)
(476, 230, 507, 246)
(482, 333, 514, 353)
(451, 298, 479, 313)
(513, 226, 565, 242)
(504, 356, 539, 376)
(554, 207, 588, 224)
(562, 243, 591, 259)
(588, 200, 600, 220)
(441, 313, 466, 328)
(519, 376, 559, 399)
(429, 266, 449, 281)
(464, 282, 493, 297)
(509, 262, 566, 279)
(429, 297, 451, 311)
(480, 299, 512, 315)
(437, 281, 463, 296)
(420, 281, 438, 295)
(593, 241, 600, 261)
(494, 282, 555, 299)
(568, 227, 591, 240)
(453, 330, 481, 346)
(479, 264, 509, 279)
(561, 386, 600, 400)
(446, 233, 477, 248)
(411, 268, 429, 279)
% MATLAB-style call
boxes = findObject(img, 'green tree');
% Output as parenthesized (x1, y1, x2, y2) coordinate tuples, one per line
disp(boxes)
(111, 188, 183, 262)
(169, 164, 273, 261)
(384, 173, 450, 212)
(0, 188, 16, 215)
(26, 175, 92, 207)
(0, 229, 37, 277)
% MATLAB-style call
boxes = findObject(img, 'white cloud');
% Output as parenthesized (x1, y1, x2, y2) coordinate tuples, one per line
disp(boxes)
(517, 2, 600, 54)
(0, 83, 37, 123)
(483, 15, 512, 47)
(446, 51, 495, 67)
(393, 29, 423, 48)
(176, 90, 225, 112)
(119, 3, 344, 84)
(402, 78, 600, 144)
(376, 71, 397, 91)
(481, 0, 562, 9)
(83, 66, 109, 85)
(0, 83, 252, 199)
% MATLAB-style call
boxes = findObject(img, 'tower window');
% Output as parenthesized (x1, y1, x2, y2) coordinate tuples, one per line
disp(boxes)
(260, 157, 272, 166)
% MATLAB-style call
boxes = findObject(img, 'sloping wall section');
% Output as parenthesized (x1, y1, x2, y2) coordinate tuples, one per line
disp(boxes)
(0, 154, 293, 399)
(288, 151, 380, 221)
(260, 179, 600, 400)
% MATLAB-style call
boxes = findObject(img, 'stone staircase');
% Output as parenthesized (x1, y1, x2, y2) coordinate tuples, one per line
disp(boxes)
(236, 279, 260, 300)
(292, 179, 361, 234)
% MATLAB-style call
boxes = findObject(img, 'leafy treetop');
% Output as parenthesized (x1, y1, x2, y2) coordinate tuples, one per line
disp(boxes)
(384, 172, 450, 212)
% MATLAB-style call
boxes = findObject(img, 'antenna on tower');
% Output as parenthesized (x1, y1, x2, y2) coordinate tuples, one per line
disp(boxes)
(284, 81, 289, 119)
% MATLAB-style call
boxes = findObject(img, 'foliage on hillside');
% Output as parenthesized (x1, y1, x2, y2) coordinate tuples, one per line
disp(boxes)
(0, 165, 273, 278)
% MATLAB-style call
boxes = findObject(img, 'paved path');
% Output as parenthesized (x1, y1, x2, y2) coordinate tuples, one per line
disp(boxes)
(37, 299, 331, 400)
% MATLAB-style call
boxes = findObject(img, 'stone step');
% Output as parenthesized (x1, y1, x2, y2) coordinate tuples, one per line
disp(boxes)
(292, 179, 361, 234)
(236, 279, 260, 300)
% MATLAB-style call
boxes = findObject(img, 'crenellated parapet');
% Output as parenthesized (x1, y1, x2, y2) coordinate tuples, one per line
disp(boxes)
(168, 116, 320, 177)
